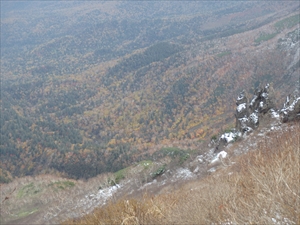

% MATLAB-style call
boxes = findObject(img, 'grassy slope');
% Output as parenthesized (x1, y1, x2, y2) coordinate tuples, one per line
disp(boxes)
(62, 123, 300, 225)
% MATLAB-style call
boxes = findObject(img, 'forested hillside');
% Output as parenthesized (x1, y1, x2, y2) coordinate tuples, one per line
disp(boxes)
(1, 1, 299, 181)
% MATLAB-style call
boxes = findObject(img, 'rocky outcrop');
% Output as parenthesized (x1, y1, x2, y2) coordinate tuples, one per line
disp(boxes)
(214, 82, 299, 153)
(281, 95, 300, 122)
(235, 84, 276, 134)
(249, 83, 276, 114)
(235, 90, 249, 132)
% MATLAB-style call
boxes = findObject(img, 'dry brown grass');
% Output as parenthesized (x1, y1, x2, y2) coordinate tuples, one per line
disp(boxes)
(62, 124, 300, 225)
(62, 193, 177, 225)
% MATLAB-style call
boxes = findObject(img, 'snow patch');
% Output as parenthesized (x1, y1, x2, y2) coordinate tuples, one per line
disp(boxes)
(172, 168, 195, 180)
(282, 97, 300, 112)
(193, 166, 199, 173)
(250, 95, 257, 106)
(237, 91, 245, 101)
(237, 103, 246, 112)
(259, 101, 264, 108)
(81, 184, 121, 210)
(239, 117, 248, 123)
(243, 126, 253, 134)
(271, 109, 280, 119)
(220, 132, 238, 143)
(207, 167, 216, 173)
(262, 92, 268, 99)
(196, 155, 204, 163)
(249, 112, 258, 125)
(210, 151, 227, 164)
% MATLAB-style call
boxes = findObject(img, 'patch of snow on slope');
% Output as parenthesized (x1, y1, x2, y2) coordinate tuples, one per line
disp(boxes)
(271, 109, 280, 119)
(220, 132, 240, 143)
(207, 167, 216, 173)
(250, 95, 257, 106)
(139, 168, 195, 190)
(45, 184, 122, 222)
(249, 112, 258, 124)
(284, 97, 300, 112)
(262, 92, 268, 99)
(237, 103, 246, 112)
(210, 151, 227, 164)
(196, 155, 204, 163)
(259, 101, 264, 108)
(172, 168, 195, 181)
(78, 184, 121, 214)
(239, 117, 248, 123)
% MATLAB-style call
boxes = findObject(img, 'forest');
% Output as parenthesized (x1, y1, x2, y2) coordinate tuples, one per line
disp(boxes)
(0, 1, 299, 182)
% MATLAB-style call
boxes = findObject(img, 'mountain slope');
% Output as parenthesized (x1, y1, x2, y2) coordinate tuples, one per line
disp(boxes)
(2, 110, 299, 224)
(1, 1, 299, 181)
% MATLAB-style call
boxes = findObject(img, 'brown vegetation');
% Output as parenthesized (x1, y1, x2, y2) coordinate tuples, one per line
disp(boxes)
(62, 123, 300, 225)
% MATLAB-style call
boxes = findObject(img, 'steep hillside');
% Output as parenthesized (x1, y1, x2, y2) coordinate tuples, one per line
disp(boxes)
(1, 1, 299, 181)
(1, 104, 299, 224)
(62, 123, 300, 225)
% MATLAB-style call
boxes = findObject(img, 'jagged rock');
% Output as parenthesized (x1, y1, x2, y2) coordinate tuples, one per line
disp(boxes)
(235, 90, 250, 132)
(235, 83, 276, 133)
(214, 82, 299, 155)
(214, 130, 241, 153)
(249, 83, 275, 114)
(236, 90, 248, 115)
(214, 137, 227, 153)
(236, 90, 248, 106)
(281, 95, 300, 122)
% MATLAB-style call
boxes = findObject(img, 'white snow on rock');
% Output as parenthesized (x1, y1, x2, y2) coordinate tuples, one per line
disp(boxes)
(139, 167, 196, 190)
(237, 92, 245, 101)
(262, 92, 268, 99)
(237, 103, 246, 112)
(265, 83, 269, 89)
(68, 184, 122, 217)
(207, 167, 216, 173)
(286, 95, 290, 105)
(45, 184, 122, 222)
(210, 151, 227, 164)
(196, 155, 204, 163)
(250, 95, 257, 106)
(239, 117, 248, 123)
(193, 166, 199, 173)
(220, 132, 239, 143)
(249, 112, 258, 125)
(172, 168, 195, 181)
(270, 109, 280, 119)
(259, 101, 264, 108)
(282, 97, 300, 112)
(243, 126, 253, 134)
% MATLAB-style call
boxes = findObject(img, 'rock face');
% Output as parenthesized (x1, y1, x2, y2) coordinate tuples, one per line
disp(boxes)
(281, 95, 300, 122)
(235, 90, 249, 132)
(214, 82, 299, 153)
(235, 84, 276, 134)
(249, 84, 275, 114)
